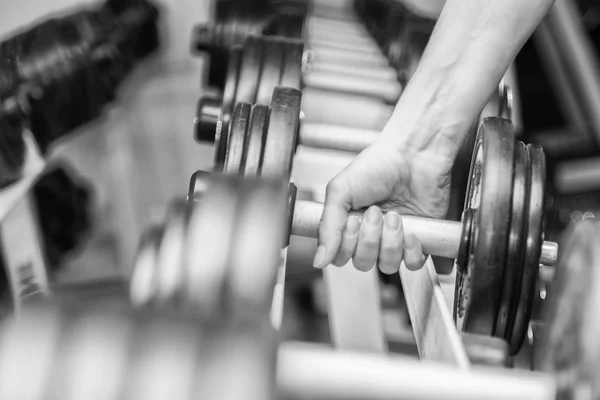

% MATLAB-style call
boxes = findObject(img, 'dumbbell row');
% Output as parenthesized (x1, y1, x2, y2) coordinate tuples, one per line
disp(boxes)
(140, 82, 552, 355)
(0, 301, 566, 400)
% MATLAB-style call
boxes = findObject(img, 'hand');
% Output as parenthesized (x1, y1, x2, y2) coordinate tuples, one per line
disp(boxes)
(313, 134, 454, 274)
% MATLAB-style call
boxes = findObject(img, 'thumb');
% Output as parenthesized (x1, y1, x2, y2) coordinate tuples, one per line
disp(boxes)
(313, 175, 353, 269)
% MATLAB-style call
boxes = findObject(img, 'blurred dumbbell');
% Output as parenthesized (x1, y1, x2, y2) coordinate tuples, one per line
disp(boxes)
(0, 0, 160, 153)
(195, 36, 397, 154)
(0, 301, 277, 400)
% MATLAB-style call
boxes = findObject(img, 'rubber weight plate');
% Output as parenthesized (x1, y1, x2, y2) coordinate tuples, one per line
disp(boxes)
(243, 104, 269, 177)
(508, 143, 545, 354)
(256, 38, 284, 104)
(260, 86, 302, 179)
(494, 141, 528, 340)
(224, 102, 252, 175)
(454, 118, 515, 336)
(214, 45, 242, 169)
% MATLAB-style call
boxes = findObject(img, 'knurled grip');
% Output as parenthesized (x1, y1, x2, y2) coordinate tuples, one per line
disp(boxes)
(291, 200, 462, 259)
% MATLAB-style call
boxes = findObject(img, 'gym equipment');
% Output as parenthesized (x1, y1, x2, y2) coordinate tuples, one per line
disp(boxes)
(0, 301, 560, 400)
(195, 34, 397, 148)
(0, 0, 160, 153)
(535, 218, 600, 399)
(135, 86, 557, 354)
(0, 302, 277, 400)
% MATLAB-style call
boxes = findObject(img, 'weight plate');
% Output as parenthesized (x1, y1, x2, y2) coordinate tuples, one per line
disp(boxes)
(536, 219, 600, 387)
(153, 200, 190, 306)
(214, 45, 242, 169)
(130, 225, 165, 308)
(182, 177, 241, 317)
(225, 179, 287, 312)
(261, 87, 302, 179)
(236, 36, 262, 103)
(508, 143, 545, 354)
(454, 118, 515, 336)
(243, 104, 269, 177)
(280, 39, 303, 89)
(255, 38, 284, 104)
(223, 102, 252, 175)
(494, 141, 528, 339)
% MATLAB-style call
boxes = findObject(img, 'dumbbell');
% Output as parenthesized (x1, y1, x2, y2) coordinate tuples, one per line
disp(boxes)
(195, 36, 397, 160)
(0, 301, 277, 400)
(139, 84, 556, 354)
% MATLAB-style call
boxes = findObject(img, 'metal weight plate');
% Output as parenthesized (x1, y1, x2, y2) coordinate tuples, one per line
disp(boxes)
(225, 179, 288, 313)
(280, 39, 303, 89)
(508, 144, 546, 354)
(130, 225, 165, 308)
(454, 118, 515, 336)
(260, 87, 302, 179)
(119, 316, 203, 400)
(214, 45, 242, 169)
(536, 219, 600, 397)
(236, 36, 263, 103)
(256, 38, 284, 104)
(243, 104, 269, 176)
(152, 200, 191, 307)
(182, 175, 242, 317)
(223, 102, 252, 175)
(55, 309, 135, 400)
(494, 141, 529, 339)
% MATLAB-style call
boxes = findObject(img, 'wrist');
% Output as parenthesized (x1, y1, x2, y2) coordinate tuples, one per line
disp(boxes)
(379, 76, 470, 161)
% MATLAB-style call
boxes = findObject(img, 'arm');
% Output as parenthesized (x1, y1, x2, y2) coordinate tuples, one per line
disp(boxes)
(314, 0, 555, 272)
(387, 0, 555, 158)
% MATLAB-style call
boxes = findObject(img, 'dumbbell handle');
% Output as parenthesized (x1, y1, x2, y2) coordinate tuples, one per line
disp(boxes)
(291, 200, 558, 266)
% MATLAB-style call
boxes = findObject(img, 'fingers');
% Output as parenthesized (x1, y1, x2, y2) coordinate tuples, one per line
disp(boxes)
(403, 234, 427, 271)
(331, 216, 360, 267)
(313, 177, 353, 268)
(353, 206, 383, 271)
(378, 211, 404, 274)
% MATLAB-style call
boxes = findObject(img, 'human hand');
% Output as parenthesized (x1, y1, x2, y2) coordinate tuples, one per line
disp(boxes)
(312, 132, 454, 274)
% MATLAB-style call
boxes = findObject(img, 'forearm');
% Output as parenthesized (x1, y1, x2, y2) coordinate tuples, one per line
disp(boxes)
(382, 0, 555, 158)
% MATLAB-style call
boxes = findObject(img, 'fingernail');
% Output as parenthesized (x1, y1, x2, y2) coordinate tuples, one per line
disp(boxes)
(365, 207, 382, 227)
(345, 216, 360, 236)
(384, 212, 400, 233)
(313, 245, 327, 268)
(405, 234, 416, 249)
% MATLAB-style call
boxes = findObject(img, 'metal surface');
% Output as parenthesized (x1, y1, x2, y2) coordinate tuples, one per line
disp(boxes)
(243, 104, 268, 176)
(278, 342, 556, 400)
(256, 39, 284, 105)
(223, 102, 251, 175)
(298, 122, 378, 153)
(261, 87, 302, 179)
(400, 258, 471, 367)
(303, 70, 401, 102)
